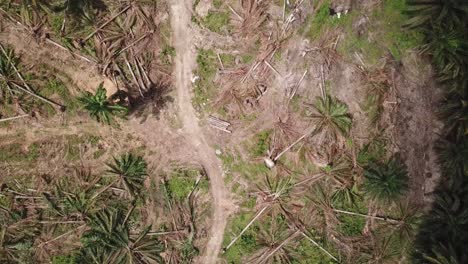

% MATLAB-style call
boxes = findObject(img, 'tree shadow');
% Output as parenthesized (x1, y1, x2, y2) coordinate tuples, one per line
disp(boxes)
(113, 80, 173, 123)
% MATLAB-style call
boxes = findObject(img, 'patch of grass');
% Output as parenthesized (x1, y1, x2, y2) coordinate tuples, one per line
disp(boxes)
(241, 54, 254, 64)
(194, 49, 218, 110)
(223, 212, 259, 263)
(238, 113, 257, 122)
(220, 151, 269, 181)
(51, 255, 77, 264)
(378, 0, 423, 60)
(339, 33, 385, 65)
(290, 94, 303, 112)
(65, 135, 83, 161)
(160, 45, 176, 65)
(242, 197, 256, 209)
(249, 130, 271, 157)
(334, 197, 368, 237)
(294, 235, 339, 263)
(338, 0, 422, 64)
(26, 143, 40, 161)
(92, 149, 106, 159)
(86, 135, 101, 146)
(0, 142, 40, 163)
(40, 79, 79, 114)
(168, 168, 207, 200)
(220, 53, 235, 67)
(0, 143, 25, 162)
(337, 213, 365, 237)
(306, 0, 355, 40)
(203, 10, 231, 34)
(49, 13, 65, 37)
(213, 0, 223, 8)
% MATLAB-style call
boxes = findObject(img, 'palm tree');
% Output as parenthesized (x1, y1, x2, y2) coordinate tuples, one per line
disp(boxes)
(78, 83, 127, 124)
(422, 244, 466, 264)
(106, 153, 148, 198)
(248, 211, 300, 264)
(435, 136, 468, 177)
(49, 0, 106, 30)
(421, 190, 468, 243)
(80, 208, 164, 264)
(387, 202, 420, 245)
(406, 0, 468, 29)
(362, 158, 409, 205)
(438, 91, 468, 138)
(305, 94, 352, 144)
(420, 26, 468, 82)
(224, 173, 294, 252)
(0, 191, 40, 263)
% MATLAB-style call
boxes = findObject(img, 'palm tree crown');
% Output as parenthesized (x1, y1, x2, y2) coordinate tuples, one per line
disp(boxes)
(80, 208, 163, 264)
(306, 94, 352, 143)
(78, 83, 127, 124)
(363, 158, 409, 205)
(406, 0, 468, 29)
(107, 153, 148, 197)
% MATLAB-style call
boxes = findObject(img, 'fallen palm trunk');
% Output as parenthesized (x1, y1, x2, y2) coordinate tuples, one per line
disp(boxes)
(264, 128, 316, 168)
(0, 114, 28, 123)
(12, 83, 65, 111)
(333, 209, 403, 224)
(125, 57, 144, 97)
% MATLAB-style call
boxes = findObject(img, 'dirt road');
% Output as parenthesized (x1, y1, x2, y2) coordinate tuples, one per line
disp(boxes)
(169, 1, 233, 263)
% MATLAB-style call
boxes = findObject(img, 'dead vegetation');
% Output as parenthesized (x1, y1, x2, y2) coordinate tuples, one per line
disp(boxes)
(1, 1, 173, 120)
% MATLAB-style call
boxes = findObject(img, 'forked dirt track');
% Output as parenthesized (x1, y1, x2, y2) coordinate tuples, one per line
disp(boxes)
(169, 1, 233, 263)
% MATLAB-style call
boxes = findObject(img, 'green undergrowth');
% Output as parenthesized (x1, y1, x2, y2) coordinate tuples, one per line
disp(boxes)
(249, 130, 272, 157)
(304, 0, 422, 65)
(0, 143, 39, 163)
(305, 0, 355, 39)
(159, 45, 176, 65)
(166, 167, 209, 200)
(0, 134, 105, 166)
(340, 0, 422, 64)
(220, 53, 236, 67)
(220, 151, 269, 182)
(222, 212, 259, 263)
(41, 79, 79, 114)
(334, 198, 368, 237)
(223, 208, 340, 263)
(202, 10, 231, 34)
(294, 237, 339, 264)
(194, 49, 218, 111)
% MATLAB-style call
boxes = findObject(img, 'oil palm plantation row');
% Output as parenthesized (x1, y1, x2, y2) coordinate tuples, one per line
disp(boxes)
(406, 0, 468, 263)
(0, 153, 203, 263)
